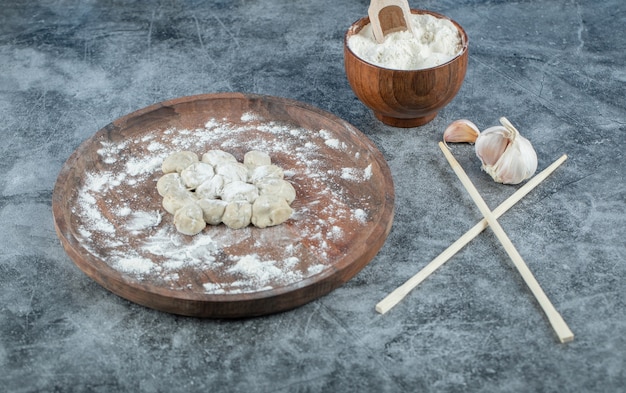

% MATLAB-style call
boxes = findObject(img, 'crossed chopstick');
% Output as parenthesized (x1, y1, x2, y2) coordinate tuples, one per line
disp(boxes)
(376, 142, 574, 343)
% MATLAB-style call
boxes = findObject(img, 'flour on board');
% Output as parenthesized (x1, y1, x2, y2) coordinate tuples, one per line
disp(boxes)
(73, 113, 376, 294)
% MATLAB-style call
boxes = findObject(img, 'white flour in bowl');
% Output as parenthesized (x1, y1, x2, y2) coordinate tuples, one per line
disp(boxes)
(348, 13, 462, 70)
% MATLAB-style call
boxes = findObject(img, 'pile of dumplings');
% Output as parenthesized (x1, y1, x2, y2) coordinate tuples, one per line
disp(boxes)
(156, 149, 296, 235)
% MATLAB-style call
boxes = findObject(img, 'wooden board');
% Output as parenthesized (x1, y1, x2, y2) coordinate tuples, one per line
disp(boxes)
(52, 93, 395, 318)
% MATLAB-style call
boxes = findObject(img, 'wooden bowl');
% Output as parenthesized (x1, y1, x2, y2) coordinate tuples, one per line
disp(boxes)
(344, 9, 469, 128)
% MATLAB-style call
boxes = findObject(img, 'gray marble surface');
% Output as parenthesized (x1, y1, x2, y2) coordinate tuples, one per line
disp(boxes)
(1, 0, 625, 392)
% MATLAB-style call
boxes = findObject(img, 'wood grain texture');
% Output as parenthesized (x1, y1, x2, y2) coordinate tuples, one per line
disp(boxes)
(52, 93, 395, 318)
(344, 9, 469, 128)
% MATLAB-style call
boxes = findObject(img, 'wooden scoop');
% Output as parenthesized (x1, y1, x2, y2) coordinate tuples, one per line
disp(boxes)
(368, 0, 415, 43)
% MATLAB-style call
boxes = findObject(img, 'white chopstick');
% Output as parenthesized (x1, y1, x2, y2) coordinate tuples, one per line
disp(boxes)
(376, 153, 568, 316)
(436, 142, 573, 343)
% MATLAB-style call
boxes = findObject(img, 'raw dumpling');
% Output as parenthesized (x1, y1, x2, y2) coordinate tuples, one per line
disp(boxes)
(173, 202, 206, 236)
(249, 164, 284, 184)
(222, 201, 252, 229)
(201, 150, 237, 167)
(216, 162, 249, 183)
(251, 194, 293, 228)
(244, 150, 271, 169)
(158, 149, 296, 235)
(162, 151, 199, 174)
(256, 178, 296, 204)
(195, 174, 226, 199)
(221, 181, 259, 203)
(181, 162, 215, 190)
(156, 172, 186, 197)
(196, 198, 228, 225)
(162, 190, 196, 215)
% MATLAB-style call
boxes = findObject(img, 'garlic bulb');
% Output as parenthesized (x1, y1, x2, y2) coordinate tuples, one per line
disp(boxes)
(474, 117, 538, 184)
(443, 119, 480, 143)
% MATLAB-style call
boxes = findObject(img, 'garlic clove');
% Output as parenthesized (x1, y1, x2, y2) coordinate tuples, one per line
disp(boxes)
(443, 119, 480, 143)
(498, 117, 538, 180)
(475, 117, 538, 184)
(474, 125, 510, 166)
(487, 136, 537, 184)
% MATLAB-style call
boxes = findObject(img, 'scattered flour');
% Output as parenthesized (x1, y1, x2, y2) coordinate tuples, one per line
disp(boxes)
(228, 254, 293, 288)
(113, 256, 157, 275)
(125, 211, 162, 232)
(348, 13, 462, 70)
(202, 282, 225, 294)
(126, 155, 165, 177)
(324, 136, 347, 150)
(96, 140, 128, 164)
(240, 112, 258, 122)
(72, 113, 378, 294)
(353, 208, 368, 224)
(339, 163, 373, 182)
(147, 141, 165, 152)
(117, 206, 132, 217)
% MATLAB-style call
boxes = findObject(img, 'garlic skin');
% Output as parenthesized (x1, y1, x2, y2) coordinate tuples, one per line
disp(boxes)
(475, 117, 538, 184)
(443, 119, 480, 143)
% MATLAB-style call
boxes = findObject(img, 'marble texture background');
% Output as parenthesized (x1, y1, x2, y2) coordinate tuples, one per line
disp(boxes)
(1, 0, 624, 392)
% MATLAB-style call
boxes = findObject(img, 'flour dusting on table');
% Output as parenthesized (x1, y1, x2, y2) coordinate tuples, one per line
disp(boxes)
(71, 113, 378, 294)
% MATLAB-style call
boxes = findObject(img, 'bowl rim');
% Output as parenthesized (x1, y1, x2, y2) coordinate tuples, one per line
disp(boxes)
(344, 8, 469, 72)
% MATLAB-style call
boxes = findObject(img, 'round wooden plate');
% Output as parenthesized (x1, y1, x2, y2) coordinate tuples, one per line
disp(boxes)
(52, 93, 394, 318)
